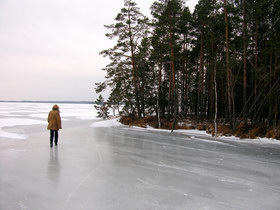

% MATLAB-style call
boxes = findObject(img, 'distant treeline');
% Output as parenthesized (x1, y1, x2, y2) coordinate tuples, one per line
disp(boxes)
(0, 101, 94, 104)
(96, 0, 280, 129)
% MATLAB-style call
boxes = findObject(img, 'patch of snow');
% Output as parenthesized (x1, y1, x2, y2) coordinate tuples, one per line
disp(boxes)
(0, 129, 26, 139)
(146, 126, 172, 132)
(91, 118, 123, 128)
(127, 124, 280, 145)
(256, 137, 280, 145)
(29, 113, 70, 121)
(0, 118, 46, 139)
(0, 102, 99, 120)
(0, 118, 47, 128)
(29, 113, 48, 119)
(1, 114, 21, 117)
(61, 111, 97, 120)
(174, 129, 211, 136)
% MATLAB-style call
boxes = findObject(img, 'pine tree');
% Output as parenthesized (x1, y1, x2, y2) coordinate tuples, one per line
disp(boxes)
(151, 0, 185, 125)
(99, 0, 149, 118)
(94, 95, 109, 119)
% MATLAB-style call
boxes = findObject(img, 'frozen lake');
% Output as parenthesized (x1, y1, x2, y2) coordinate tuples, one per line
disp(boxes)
(1, 102, 280, 210)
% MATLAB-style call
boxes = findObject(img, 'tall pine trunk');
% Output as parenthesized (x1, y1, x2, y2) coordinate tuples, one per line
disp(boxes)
(199, 30, 204, 118)
(242, 0, 247, 126)
(128, 12, 141, 118)
(168, 11, 176, 125)
(214, 56, 218, 137)
(158, 64, 162, 128)
(224, 0, 235, 128)
(253, 28, 258, 123)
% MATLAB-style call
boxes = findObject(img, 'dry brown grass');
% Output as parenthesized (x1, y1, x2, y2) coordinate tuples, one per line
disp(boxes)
(160, 119, 173, 130)
(217, 125, 233, 136)
(119, 115, 280, 141)
(143, 116, 157, 124)
(234, 122, 248, 138)
(266, 127, 280, 140)
(176, 124, 195, 130)
(247, 128, 257, 139)
(196, 124, 207, 131)
(132, 119, 146, 128)
(247, 124, 268, 139)
(120, 116, 160, 128)
(207, 124, 215, 136)
(144, 116, 159, 128)
(148, 121, 159, 128)
(119, 116, 135, 125)
(239, 134, 249, 139)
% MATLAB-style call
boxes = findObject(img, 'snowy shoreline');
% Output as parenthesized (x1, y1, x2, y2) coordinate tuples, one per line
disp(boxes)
(1, 102, 279, 145)
(91, 118, 280, 146)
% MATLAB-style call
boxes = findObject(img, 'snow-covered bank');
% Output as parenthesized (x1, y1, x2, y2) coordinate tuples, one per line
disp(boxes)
(146, 126, 280, 145)
(147, 126, 280, 145)
(93, 117, 280, 145)
(91, 118, 122, 127)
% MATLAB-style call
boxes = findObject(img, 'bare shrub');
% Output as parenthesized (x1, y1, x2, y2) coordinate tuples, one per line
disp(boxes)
(177, 124, 194, 130)
(197, 124, 207, 131)
(248, 124, 268, 139)
(218, 125, 233, 136)
(160, 119, 173, 130)
(234, 122, 248, 137)
(132, 119, 146, 128)
(119, 116, 280, 141)
(266, 127, 280, 140)
(120, 116, 135, 125)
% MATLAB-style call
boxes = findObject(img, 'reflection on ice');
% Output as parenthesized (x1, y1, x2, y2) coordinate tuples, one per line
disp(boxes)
(48, 147, 61, 185)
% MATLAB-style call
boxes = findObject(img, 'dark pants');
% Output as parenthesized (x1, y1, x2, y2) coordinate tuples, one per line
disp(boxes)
(50, 130, 58, 146)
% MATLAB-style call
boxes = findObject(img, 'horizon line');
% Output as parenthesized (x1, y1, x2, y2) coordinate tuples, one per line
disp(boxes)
(0, 100, 94, 104)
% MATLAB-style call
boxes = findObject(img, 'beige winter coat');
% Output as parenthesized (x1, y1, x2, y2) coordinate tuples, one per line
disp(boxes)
(47, 104, 62, 130)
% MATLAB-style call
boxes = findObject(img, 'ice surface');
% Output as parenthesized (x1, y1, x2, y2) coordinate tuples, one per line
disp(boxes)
(1, 102, 280, 210)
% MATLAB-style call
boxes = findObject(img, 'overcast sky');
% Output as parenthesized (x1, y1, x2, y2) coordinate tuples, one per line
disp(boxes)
(0, 0, 198, 101)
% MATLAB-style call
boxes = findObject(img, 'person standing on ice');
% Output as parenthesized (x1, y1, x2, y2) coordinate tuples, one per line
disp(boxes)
(47, 104, 62, 147)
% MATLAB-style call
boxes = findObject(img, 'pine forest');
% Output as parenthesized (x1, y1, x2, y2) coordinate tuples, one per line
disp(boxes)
(95, 0, 280, 139)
